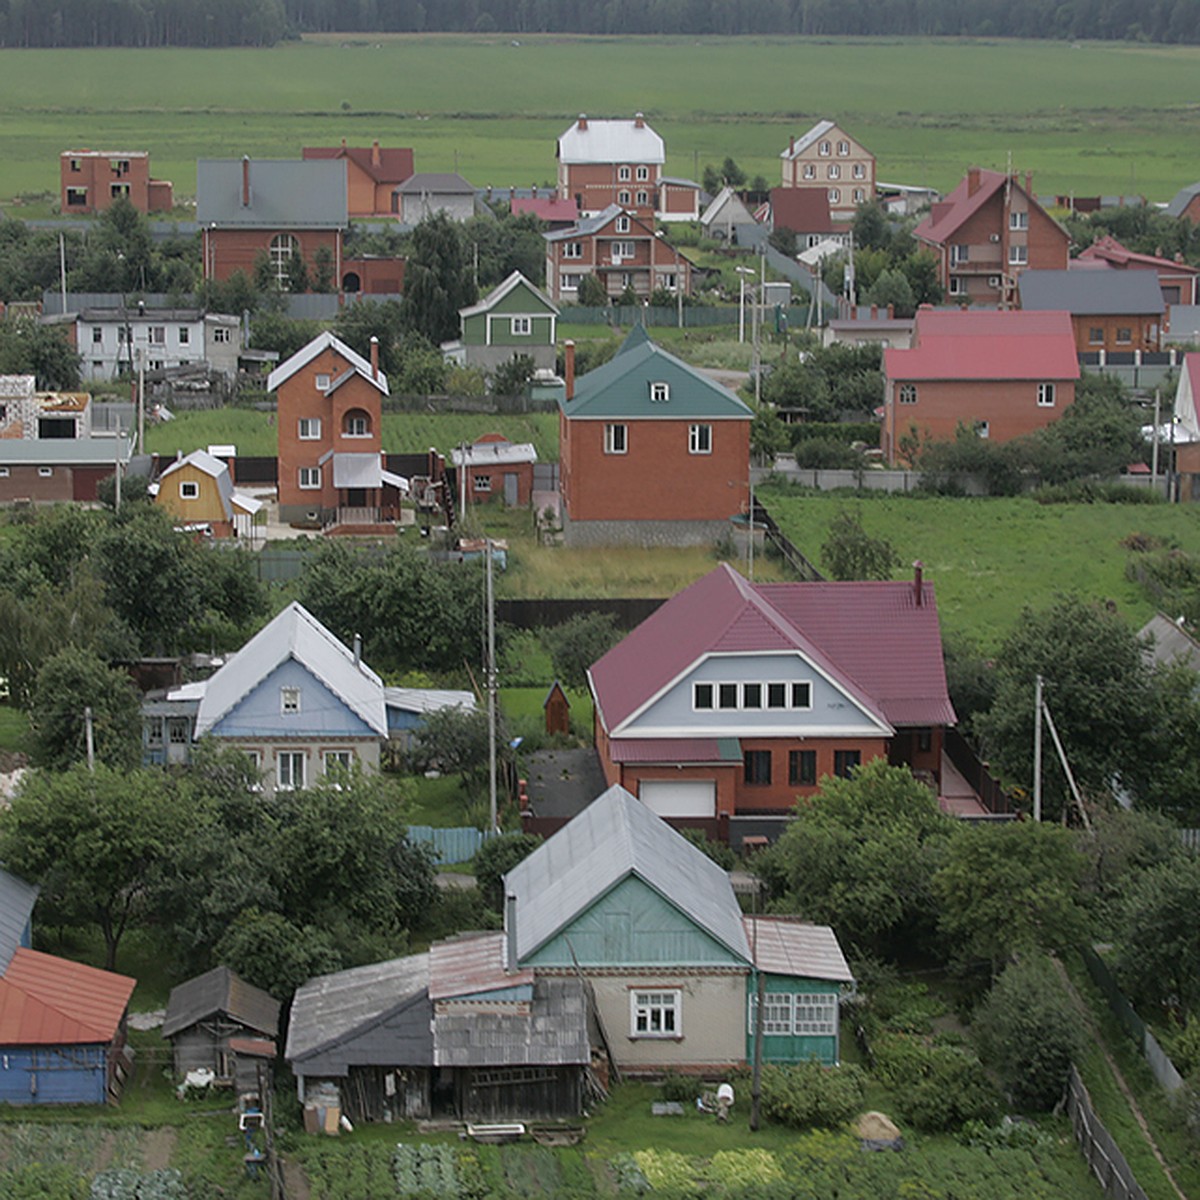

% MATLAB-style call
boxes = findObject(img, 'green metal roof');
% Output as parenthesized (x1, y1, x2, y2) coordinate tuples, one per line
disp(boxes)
(561, 330, 753, 420)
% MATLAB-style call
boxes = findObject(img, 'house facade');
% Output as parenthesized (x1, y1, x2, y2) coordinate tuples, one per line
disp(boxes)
(778, 121, 874, 221)
(60, 150, 173, 214)
(450, 434, 537, 508)
(1018, 269, 1164, 354)
(441, 271, 559, 376)
(557, 114, 665, 222)
(769, 187, 842, 248)
(1167, 181, 1200, 225)
(1171, 353, 1200, 501)
(588, 565, 956, 848)
(882, 308, 1080, 463)
(394, 173, 477, 224)
(269, 331, 407, 529)
(197, 158, 347, 288)
(544, 205, 692, 305)
(302, 141, 414, 217)
(75, 308, 240, 382)
(151, 449, 262, 539)
(557, 327, 751, 546)
(914, 168, 1069, 307)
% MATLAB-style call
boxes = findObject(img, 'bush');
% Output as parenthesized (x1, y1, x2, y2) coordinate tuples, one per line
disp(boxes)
(791, 437, 866, 470)
(873, 1034, 999, 1131)
(759, 1060, 867, 1129)
(473, 831, 543, 910)
(659, 1072, 698, 1103)
(1032, 480, 1162, 504)
(680, 827, 738, 870)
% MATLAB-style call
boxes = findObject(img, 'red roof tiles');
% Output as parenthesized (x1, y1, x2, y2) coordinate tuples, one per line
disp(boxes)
(0, 948, 134, 1045)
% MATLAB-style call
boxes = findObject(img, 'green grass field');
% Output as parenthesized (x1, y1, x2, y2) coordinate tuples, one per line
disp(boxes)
(1, 36, 1199, 205)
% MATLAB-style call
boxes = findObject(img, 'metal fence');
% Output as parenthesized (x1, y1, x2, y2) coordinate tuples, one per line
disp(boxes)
(1180, 828, 1200, 852)
(562, 304, 811, 329)
(1066, 1064, 1150, 1200)
(407, 825, 492, 865)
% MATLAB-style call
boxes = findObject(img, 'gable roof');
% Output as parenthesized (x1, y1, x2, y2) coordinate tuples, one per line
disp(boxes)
(561, 331, 752, 421)
(162, 965, 279, 1040)
(770, 187, 835, 235)
(1167, 181, 1200, 219)
(395, 172, 475, 195)
(1077, 235, 1200, 277)
(511, 196, 579, 224)
(589, 563, 954, 736)
(266, 331, 388, 396)
(779, 119, 837, 160)
(190, 602, 387, 738)
(557, 116, 664, 166)
(0, 948, 134, 1045)
(1173, 352, 1200, 442)
(302, 144, 414, 186)
(0, 869, 38, 974)
(1019, 269, 1164, 316)
(700, 186, 756, 228)
(543, 202, 653, 244)
(458, 271, 559, 320)
(157, 448, 235, 512)
(884, 309, 1080, 382)
(505, 784, 751, 965)
(745, 917, 854, 982)
(196, 158, 347, 228)
(914, 168, 1064, 247)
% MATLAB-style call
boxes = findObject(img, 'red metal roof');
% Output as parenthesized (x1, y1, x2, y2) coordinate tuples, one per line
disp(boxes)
(1077, 235, 1200, 276)
(609, 737, 732, 764)
(227, 1036, 276, 1058)
(0, 949, 134, 1044)
(589, 564, 955, 735)
(769, 187, 834, 235)
(511, 196, 578, 223)
(429, 932, 533, 1001)
(302, 144, 414, 186)
(913, 168, 1008, 244)
(884, 309, 1079, 382)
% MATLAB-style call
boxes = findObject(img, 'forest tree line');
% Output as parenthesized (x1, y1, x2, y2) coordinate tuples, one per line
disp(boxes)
(0, 0, 1197, 47)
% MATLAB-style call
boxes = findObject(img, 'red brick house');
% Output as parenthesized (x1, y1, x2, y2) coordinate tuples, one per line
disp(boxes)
(882, 309, 1080, 463)
(1167, 181, 1200, 225)
(914, 168, 1068, 307)
(588, 562, 956, 847)
(557, 114, 664, 222)
(1018, 269, 1163, 354)
(543, 205, 692, 304)
(1075, 235, 1200, 308)
(778, 120, 875, 221)
(557, 326, 750, 546)
(60, 150, 173, 215)
(450, 433, 537, 508)
(302, 141, 414, 217)
(197, 158, 347, 288)
(268, 332, 407, 529)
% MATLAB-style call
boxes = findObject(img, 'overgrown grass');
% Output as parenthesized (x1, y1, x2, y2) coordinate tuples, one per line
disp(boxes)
(0, 705, 29, 755)
(758, 485, 1200, 650)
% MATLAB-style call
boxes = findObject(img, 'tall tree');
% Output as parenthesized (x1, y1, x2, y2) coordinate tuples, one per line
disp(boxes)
(402, 211, 477, 344)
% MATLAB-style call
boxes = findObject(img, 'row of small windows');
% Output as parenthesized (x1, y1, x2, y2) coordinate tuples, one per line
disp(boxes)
(817, 140, 853, 157)
(616, 165, 652, 182)
(0, 467, 54, 479)
(617, 190, 651, 206)
(744, 747, 861, 787)
(605, 422, 712, 455)
(297, 411, 373, 440)
(826, 188, 866, 205)
(748, 991, 838, 1037)
(102, 326, 191, 345)
(801, 162, 867, 181)
(694, 681, 812, 711)
(897, 383, 1056, 407)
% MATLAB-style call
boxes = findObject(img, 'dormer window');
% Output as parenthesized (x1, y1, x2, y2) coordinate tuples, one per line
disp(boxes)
(650, 381, 669, 403)
(616, 215, 631, 233)
(281, 686, 301, 714)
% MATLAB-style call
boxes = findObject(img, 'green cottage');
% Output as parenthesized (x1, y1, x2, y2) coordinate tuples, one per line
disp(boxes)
(442, 270, 559, 377)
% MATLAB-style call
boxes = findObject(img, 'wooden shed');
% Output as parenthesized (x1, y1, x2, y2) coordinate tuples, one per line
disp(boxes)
(543, 680, 571, 736)
(162, 966, 280, 1094)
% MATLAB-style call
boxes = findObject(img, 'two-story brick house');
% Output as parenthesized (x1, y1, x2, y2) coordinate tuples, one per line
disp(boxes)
(778, 121, 874, 221)
(914, 168, 1069, 307)
(301, 141, 414, 217)
(268, 331, 407, 528)
(557, 114, 664, 222)
(60, 150, 173, 214)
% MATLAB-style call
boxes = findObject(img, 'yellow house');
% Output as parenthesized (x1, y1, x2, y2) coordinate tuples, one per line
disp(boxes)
(153, 449, 261, 540)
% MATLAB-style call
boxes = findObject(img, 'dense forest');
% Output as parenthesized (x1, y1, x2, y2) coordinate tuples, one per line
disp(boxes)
(0, 0, 1196, 47)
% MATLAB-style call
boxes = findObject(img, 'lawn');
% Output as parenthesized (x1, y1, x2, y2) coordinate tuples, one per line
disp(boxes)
(757, 484, 1200, 650)
(1, 37, 1199, 204)
(0, 705, 29, 755)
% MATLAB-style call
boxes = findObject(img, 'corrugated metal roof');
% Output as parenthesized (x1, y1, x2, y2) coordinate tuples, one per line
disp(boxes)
(608, 737, 735, 764)
(158, 450, 235, 519)
(744, 916, 853, 983)
(451, 441, 537, 467)
(506, 784, 751, 965)
(266, 331, 389, 396)
(430, 933, 533, 1001)
(511, 196, 578, 223)
(191, 602, 387, 737)
(770, 187, 835, 235)
(197, 159, 347, 228)
(162, 965, 279, 1040)
(0, 948, 134, 1044)
(1020, 269, 1164, 316)
(1167, 181, 1200, 219)
(0, 869, 38, 974)
(459, 271, 559, 320)
(779, 119, 836, 160)
(1078, 235, 1200, 276)
(0, 437, 133, 466)
(303, 144, 414, 186)
(1140, 613, 1200, 673)
(913, 168, 1008, 244)
(557, 118, 664, 166)
(395, 173, 475, 195)
(433, 977, 589, 1068)
(544, 203, 627, 244)
(385, 687, 476, 718)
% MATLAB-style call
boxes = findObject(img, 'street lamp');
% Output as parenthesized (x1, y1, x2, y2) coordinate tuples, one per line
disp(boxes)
(736, 265, 756, 344)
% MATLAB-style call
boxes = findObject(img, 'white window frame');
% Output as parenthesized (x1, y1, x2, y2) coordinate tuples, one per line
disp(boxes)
(168, 718, 189, 745)
(510, 316, 531, 337)
(650, 381, 670, 403)
(618, 190, 631, 206)
(38, 467, 53, 478)
(92, 326, 103, 344)
(1037, 382, 1056, 407)
(636, 165, 649, 182)
(1008, 245, 1028, 266)
(693, 682, 714, 710)
(563, 242, 583, 259)
(1009, 211, 1029, 230)
(837, 140, 850, 156)
(818, 141, 831, 156)
(245, 750, 263, 791)
(948, 277, 964, 296)
(828, 188, 841, 204)
(298, 417, 322, 440)
(179, 327, 190, 345)
(803, 163, 816, 180)
(827, 164, 840, 180)
(269, 233, 299, 287)
(281, 686, 301, 715)
(615, 215, 631, 234)
(0, 467, 9, 478)
(853, 163, 865, 180)
(636, 190, 648, 206)
(612, 241, 635, 260)
(324, 749, 353, 776)
(631, 989, 681, 1038)
(689, 423, 712, 454)
(977, 420, 990, 439)
(618, 165, 631, 182)
(212, 327, 231, 344)
(853, 189, 865, 203)
(475, 474, 492, 492)
(898, 383, 917, 405)
(179, 481, 200, 500)
(315, 372, 331, 390)
(750, 991, 837, 1036)
(604, 423, 627, 455)
(276, 750, 306, 791)
(343, 412, 370, 438)
(299, 466, 322, 490)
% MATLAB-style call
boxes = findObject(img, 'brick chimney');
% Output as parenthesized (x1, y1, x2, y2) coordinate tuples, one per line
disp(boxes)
(371, 140, 381, 167)
(913, 560, 924, 607)
(577, 113, 588, 131)
(564, 340, 575, 400)
(1024, 171, 1033, 197)
(634, 112, 645, 128)
(966, 167, 981, 197)
(370, 335, 379, 380)
(789, 134, 795, 155)
(241, 155, 251, 207)
(532, 184, 538, 199)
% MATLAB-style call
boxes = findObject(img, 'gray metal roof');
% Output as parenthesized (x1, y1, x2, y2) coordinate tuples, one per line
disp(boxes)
(1140, 613, 1200, 673)
(158, 449, 234, 517)
(162, 965, 280, 1040)
(557, 117, 664, 166)
(1019, 269, 1164, 316)
(505, 784, 752, 964)
(285, 952, 430, 1064)
(1166, 305, 1200, 343)
(395, 173, 475, 195)
(544, 203, 625, 244)
(434, 977, 590, 1067)
(197, 159, 347, 228)
(780, 119, 836, 160)
(1167, 181, 1200, 219)
(0, 436, 133, 467)
(743, 917, 854, 983)
(189, 601, 387, 738)
(384, 687, 476, 718)
(0, 868, 38, 973)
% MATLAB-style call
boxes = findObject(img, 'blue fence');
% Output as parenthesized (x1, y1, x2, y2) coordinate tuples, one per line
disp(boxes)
(408, 824, 492, 865)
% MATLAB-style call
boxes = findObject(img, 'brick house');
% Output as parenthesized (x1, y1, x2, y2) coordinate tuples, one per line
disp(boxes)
(450, 433, 537, 507)
(769, 188, 842, 249)
(393, 173, 478, 224)
(268, 331, 407, 528)
(588, 563, 956, 848)
(60, 150, 173, 215)
(543, 204, 692, 304)
(1166, 181, 1200, 225)
(197, 157, 347, 288)
(1171, 353, 1200, 501)
(302, 141, 414, 217)
(913, 168, 1068, 307)
(881, 308, 1080, 463)
(557, 326, 750, 546)
(1075, 235, 1200, 308)
(1018, 269, 1163, 354)
(778, 121, 874, 221)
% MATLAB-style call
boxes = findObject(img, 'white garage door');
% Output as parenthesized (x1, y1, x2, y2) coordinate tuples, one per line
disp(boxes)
(639, 780, 717, 818)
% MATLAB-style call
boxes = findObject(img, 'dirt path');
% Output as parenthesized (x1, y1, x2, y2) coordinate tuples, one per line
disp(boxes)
(1052, 956, 1188, 1200)
(142, 1127, 177, 1172)
(283, 1157, 312, 1200)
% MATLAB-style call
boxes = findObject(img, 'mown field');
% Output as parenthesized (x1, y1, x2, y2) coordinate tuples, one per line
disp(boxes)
(0, 36, 1198, 205)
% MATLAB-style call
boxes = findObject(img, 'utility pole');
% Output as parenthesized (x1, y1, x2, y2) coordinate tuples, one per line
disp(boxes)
(1151, 389, 1161, 488)
(84, 706, 95, 772)
(1033, 674, 1043, 822)
(137, 348, 146, 455)
(486, 539, 498, 833)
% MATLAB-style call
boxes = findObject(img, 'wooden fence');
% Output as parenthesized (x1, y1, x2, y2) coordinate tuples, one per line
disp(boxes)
(1066, 1064, 1150, 1200)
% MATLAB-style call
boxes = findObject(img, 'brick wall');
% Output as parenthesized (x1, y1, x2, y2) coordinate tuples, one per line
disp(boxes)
(202, 227, 341, 286)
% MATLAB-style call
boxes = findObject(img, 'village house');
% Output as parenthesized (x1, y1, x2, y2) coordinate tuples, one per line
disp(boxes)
(543, 205, 692, 304)
(768, 187, 843, 249)
(150, 448, 262, 539)
(1018, 269, 1164, 354)
(1170, 352, 1200, 502)
(441, 270, 559, 376)
(450, 433, 537, 508)
(394, 173, 478, 224)
(881, 308, 1080, 463)
(777, 120, 875, 221)
(302, 141, 414, 217)
(699, 186, 757, 242)
(588, 563, 957, 848)
(74, 306, 240, 382)
(913, 168, 1069, 307)
(60, 149, 173, 215)
(557, 326, 750, 546)
(1166, 181, 1200, 225)
(558, 114, 662, 222)
(1074, 235, 1200, 308)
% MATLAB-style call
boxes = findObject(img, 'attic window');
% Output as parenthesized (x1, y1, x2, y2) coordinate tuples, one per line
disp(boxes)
(315, 373, 331, 390)
(650, 381, 669, 403)
(281, 687, 301, 715)
(180, 481, 199, 500)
